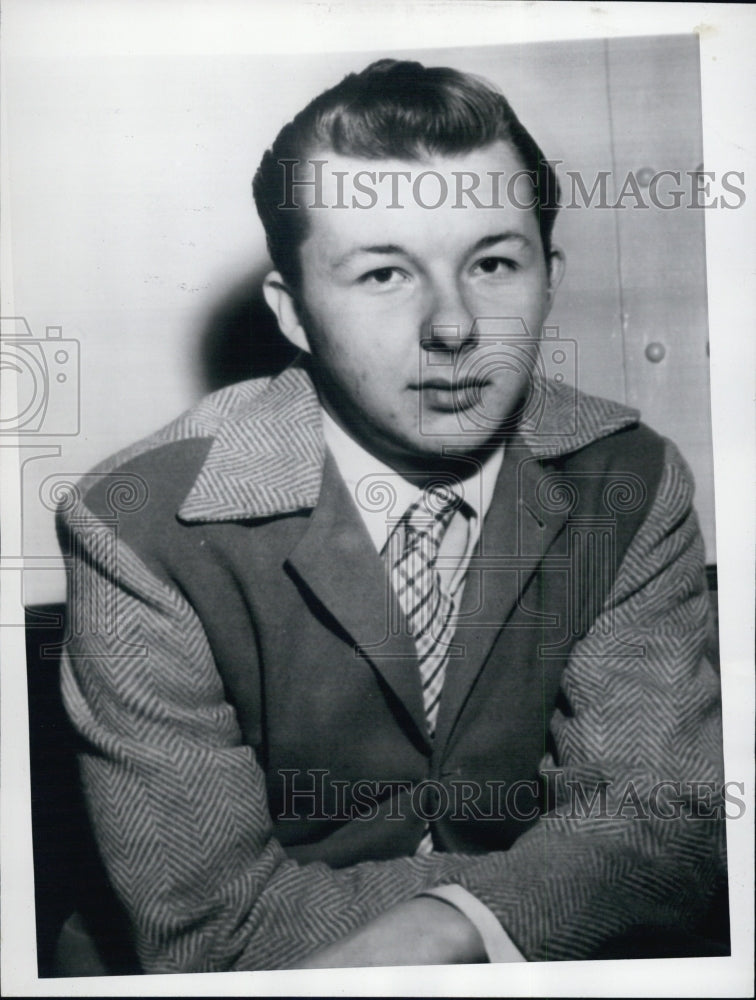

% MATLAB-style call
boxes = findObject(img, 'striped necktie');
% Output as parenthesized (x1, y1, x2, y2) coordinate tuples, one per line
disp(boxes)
(388, 486, 462, 737)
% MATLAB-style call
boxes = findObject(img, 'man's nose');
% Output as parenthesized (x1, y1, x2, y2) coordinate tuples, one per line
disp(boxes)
(421, 283, 477, 353)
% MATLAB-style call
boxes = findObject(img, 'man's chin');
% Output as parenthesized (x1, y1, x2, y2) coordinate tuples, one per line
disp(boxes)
(382, 430, 507, 478)
(416, 388, 530, 443)
(411, 415, 517, 453)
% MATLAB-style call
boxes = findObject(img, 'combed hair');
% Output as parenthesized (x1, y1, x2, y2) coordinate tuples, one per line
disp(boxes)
(253, 59, 560, 288)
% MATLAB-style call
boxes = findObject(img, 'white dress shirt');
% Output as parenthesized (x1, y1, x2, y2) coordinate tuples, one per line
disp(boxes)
(320, 408, 503, 597)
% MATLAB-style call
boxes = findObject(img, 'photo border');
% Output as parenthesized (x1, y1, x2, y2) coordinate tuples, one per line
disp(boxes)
(1, 2, 753, 996)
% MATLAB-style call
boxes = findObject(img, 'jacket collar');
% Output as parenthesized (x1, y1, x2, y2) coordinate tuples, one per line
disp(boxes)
(178, 357, 640, 523)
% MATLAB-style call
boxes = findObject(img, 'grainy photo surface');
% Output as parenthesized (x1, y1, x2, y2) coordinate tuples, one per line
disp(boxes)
(1, 5, 753, 996)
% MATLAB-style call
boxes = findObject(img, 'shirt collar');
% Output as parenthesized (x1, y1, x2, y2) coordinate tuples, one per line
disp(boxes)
(176, 357, 642, 524)
(320, 407, 504, 553)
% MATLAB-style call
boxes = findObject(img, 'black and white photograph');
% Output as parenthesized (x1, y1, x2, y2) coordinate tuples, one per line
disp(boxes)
(1, 2, 753, 995)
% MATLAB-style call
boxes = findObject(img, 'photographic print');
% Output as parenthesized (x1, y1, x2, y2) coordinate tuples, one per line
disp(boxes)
(1, 2, 753, 996)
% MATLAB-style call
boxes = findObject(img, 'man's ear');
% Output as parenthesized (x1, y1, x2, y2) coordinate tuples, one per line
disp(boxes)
(262, 271, 311, 354)
(545, 247, 566, 312)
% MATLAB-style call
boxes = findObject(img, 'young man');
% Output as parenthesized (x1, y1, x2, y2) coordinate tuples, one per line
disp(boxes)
(58, 59, 725, 972)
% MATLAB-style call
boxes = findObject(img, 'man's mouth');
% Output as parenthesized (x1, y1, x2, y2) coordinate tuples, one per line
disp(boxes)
(412, 378, 489, 412)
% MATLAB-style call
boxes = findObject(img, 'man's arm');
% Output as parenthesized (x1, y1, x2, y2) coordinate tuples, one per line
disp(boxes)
(293, 896, 484, 968)
(294, 438, 726, 964)
(59, 496, 511, 973)
(293, 890, 528, 968)
(60, 438, 724, 969)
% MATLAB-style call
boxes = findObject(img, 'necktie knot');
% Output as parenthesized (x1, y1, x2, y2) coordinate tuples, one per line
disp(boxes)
(404, 485, 463, 545)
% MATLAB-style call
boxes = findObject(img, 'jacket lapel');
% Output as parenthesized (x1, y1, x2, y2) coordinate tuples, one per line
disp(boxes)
(285, 451, 430, 747)
(433, 443, 570, 755)
(179, 362, 324, 523)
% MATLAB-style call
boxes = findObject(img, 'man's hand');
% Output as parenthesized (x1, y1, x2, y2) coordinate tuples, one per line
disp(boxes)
(292, 896, 487, 968)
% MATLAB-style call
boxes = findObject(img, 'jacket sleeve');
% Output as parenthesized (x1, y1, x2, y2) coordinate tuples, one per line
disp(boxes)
(59, 436, 725, 970)
(58, 493, 516, 973)
(450, 438, 727, 960)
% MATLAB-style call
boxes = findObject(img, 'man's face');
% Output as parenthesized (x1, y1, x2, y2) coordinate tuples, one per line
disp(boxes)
(266, 141, 563, 472)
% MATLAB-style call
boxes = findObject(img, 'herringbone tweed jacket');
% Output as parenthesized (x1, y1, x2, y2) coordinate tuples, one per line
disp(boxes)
(58, 360, 725, 973)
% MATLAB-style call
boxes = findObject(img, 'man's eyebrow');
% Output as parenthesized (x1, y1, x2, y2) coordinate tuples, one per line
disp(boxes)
(332, 233, 534, 270)
(470, 232, 533, 253)
(332, 244, 406, 268)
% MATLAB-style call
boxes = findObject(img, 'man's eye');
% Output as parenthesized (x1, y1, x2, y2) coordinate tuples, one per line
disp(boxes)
(474, 256, 519, 275)
(359, 267, 406, 287)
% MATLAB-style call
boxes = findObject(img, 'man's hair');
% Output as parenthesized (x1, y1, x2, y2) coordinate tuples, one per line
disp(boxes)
(253, 58, 561, 289)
